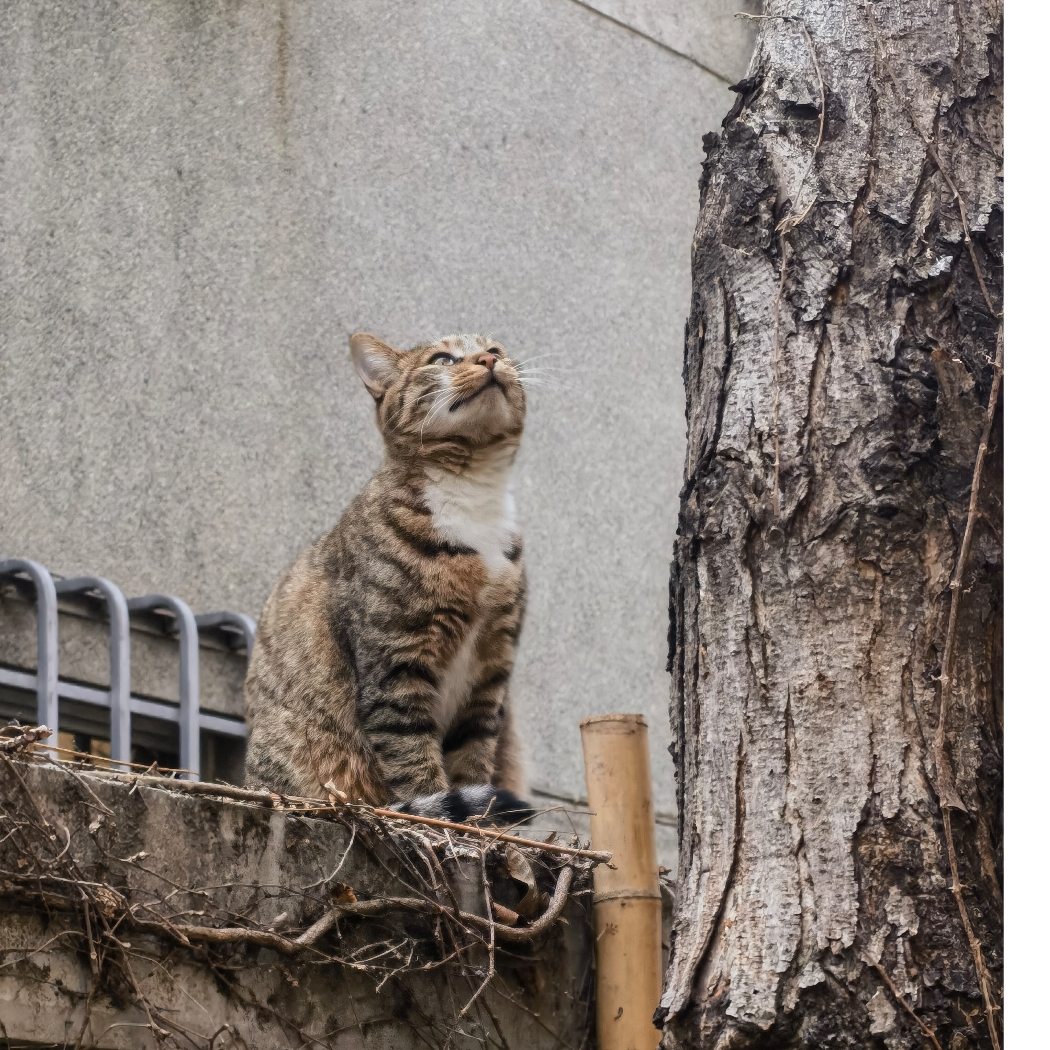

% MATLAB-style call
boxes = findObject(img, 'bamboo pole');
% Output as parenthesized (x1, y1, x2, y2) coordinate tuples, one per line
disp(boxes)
(580, 713, 662, 1050)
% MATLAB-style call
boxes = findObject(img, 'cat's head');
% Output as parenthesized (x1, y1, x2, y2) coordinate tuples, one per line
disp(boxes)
(350, 332, 526, 459)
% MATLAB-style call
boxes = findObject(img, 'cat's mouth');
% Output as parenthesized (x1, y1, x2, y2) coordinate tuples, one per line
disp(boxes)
(448, 372, 504, 413)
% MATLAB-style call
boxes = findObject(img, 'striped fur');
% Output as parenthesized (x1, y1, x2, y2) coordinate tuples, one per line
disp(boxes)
(244, 333, 531, 823)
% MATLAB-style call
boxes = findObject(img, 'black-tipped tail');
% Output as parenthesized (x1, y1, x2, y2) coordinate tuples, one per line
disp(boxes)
(394, 785, 534, 825)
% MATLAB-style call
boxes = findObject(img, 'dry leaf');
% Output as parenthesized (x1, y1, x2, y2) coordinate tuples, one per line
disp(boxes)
(94, 885, 126, 919)
(332, 883, 357, 904)
(505, 845, 541, 918)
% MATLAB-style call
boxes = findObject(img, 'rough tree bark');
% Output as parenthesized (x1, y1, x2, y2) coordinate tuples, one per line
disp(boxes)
(659, 1, 1002, 1048)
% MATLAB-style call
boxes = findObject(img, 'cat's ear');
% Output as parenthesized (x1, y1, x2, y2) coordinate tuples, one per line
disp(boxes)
(350, 333, 401, 399)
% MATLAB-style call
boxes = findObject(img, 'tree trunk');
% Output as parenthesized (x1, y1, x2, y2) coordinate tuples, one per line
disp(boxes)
(659, 2, 1002, 1048)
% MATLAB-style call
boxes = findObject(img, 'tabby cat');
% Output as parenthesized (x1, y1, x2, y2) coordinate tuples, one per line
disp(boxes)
(244, 332, 532, 823)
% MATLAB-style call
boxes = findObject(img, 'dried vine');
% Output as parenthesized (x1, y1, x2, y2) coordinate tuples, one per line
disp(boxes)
(0, 728, 595, 1050)
(865, 9, 1004, 1047)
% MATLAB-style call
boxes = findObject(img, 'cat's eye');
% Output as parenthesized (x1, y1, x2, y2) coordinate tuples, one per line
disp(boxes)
(428, 352, 456, 366)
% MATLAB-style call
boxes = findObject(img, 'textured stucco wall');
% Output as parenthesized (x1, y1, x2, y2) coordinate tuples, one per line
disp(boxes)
(0, 1, 754, 827)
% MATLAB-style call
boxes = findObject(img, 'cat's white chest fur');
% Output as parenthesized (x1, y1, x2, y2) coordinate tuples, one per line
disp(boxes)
(424, 457, 517, 728)
(423, 460, 516, 576)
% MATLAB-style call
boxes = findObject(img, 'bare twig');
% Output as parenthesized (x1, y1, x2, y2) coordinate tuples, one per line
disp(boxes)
(942, 808, 1001, 1050)
(446, 843, 496, 1048)
(134, 867, 575, 952)
(863, 951, 944, 1050)
(302, 826, 356, 891)
(933, 330, 1003, 804)
(52, 763, 611, 862)
(118, 945, 172, 1044)
(82, 894, 100, 976)
(371, 806, 612, 865)
(479, 866, 573, 944)
(488, 984, 581, 1050)
(112, 773, 278, 806)
(28, 739, 196, 777)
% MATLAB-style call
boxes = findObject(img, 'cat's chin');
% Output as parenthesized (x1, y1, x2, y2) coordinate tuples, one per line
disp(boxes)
(447, 374, 503, 413)
(420, 403, 523, 450)
(393, 785, 534, 826)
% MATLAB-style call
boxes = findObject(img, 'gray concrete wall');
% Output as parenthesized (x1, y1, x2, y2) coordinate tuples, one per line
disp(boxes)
(0, 2, 754, 840)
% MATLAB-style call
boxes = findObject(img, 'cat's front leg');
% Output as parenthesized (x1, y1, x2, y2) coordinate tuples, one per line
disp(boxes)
(442, 672, 507, 788)
(357, 661, 448, 802)
(434, 679, 532, 825)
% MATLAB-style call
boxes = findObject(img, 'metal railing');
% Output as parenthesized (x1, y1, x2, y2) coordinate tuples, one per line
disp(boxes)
(0, 558, 254, 780)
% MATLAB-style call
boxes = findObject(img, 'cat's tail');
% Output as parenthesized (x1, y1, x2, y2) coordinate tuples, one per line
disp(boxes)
(393, 784, 534, 826)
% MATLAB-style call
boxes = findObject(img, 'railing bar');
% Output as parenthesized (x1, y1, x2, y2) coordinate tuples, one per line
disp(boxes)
(127, 595, 200, 779)
(2, 668, 244, 738)
(199, 713, 248, 738)
(54, 577, 132, 764)
(0, 560, 59, 744)
(195, 612, 257, 660)
(0, 667, 39, 693)
(3, 563, 252, 762)
(60, 682, 112, 707)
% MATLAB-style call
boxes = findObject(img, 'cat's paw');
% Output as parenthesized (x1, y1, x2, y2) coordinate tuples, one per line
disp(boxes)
(394, 785, 534, 826)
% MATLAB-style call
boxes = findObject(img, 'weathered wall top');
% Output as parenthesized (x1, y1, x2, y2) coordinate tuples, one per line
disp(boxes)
(0, 751, 594, 1048)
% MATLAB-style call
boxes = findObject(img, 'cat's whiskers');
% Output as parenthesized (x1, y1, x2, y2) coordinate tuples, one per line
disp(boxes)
(407, 386, 447, 409)
(508, 352, 560, 369)
(516, 362, 577, 391)
(515, 365, 566, 375)
(418, 388, 460, 443)
(420, 391, 457, 432)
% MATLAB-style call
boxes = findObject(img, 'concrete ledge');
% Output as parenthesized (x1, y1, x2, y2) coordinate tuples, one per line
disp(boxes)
(0, 758, 594, 1048)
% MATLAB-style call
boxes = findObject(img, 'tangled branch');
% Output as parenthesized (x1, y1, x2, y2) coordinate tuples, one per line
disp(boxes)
(0, 732, 595, 1050)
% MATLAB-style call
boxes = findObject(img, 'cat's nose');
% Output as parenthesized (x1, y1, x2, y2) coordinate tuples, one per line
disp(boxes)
(477, 353, 497, 371)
